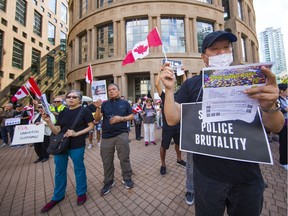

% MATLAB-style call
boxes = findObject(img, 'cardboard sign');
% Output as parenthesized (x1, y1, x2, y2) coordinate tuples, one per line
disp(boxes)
(5, 118, 21, 126)
(11, 124, 45, 145)
(180, 102, 273, 164)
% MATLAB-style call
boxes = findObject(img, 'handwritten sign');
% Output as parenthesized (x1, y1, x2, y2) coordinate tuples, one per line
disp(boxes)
(5, 118, 21, 126)
(11, 124, 45, 145)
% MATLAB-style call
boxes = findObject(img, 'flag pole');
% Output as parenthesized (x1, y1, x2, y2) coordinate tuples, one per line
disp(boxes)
(24, 85, 34, 100)
(155, 27, 168, 62)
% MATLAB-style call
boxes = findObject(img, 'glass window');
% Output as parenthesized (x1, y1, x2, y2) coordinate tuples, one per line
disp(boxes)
(31, 48, 41, 73)
(48, 0, 56, 14)
(126, 18, 148, 52)
(196, 0, 212, 3)
(79, 0, 88, 18)
(196, 20, 214, 53)
(161, 17, 185, 53)
(222, 0, 230, 21)
(60, 3, 67, 23)
(241, 37, 247, 62)
(15, 0, 27, 26)
(48, 22, 55, 45)
(59, 61, 66, 80)
(238, 0, 243, 20)
(97, 0, 113, 8)
(46, 56, 54, 77)
(33, 10, 42, 37)
(97, 23, 114, 59)
(12, 38, 24, 69)
(0, 0, 6, 11)
(60, 31, 66, 51)
(0, 31, 3, 65)
(79, 33, 87, 64)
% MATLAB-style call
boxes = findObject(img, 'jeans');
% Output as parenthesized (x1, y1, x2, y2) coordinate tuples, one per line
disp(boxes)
(186, 153, 194, 194)
(1, 126, 14, 144)
(143, 123, 155, 142)
(134, 121, 142, 139)
(52, 147, 87, 201)
(156, 113, 163, 128)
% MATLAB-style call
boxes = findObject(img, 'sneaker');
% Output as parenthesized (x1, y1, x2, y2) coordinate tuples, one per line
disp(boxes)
(185, 192, 194, 205)
(160, 166, 166, 176)
(41, 158, 49, 163)
(281, 164, 288, 170)
(0, 143, 7, 147)
(77, 194, 87, 205)
(88, 144, 92, 149)
(145, 142, 149, 146)
(41, 198, 64, 213)
(151, 141, 156, 145)
(100, 180, 115, 196)
(177, 160, 186, 167)
(122, 179, 133, 189)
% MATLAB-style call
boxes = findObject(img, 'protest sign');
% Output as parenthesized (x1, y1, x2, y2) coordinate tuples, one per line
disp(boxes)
(5, 118, 21, 126)
(11, 124, 45, 145)
(180, 102, 273, 164)
(162, 59, 184, 76)
(92, 80, 107, 101)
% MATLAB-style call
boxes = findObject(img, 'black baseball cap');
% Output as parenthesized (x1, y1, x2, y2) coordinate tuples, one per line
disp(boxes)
(201, 31, 237, 53)
(15, 103, 23, 107)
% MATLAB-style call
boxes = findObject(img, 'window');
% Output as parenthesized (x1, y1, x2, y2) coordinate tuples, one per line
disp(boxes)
(60, 3, 67, 23)
(161, 17, 185, 53)
(48, 22, 55, 45)
(238, 0, 243, 20)
(48, 0, 56, 14)
(97, 0, 113, 8)
(12, 39, 24, 69)
(46, 56, 54, 77)
(79, 33, 87, 64)
(79, 0, 88, 18)
(59, 61, 66, 80)
(9, 73, 15, 79)
(97, 23, 114, 59)
(0, 31, 3, 65)
(126, 18, 148, 52)
(31, 48, 41, 73)
(196, 20, 214, 53)
(33, 10, 42, 37)
(60, 31, 66, 51)
(15, 0, 27, 26)
(241, 37, 247, 62)
(0, 0, 6, 11)
(222, 0, 230, 21)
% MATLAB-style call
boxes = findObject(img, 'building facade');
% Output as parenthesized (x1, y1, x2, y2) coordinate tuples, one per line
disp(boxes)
(68, 0, 259, 101)
(0, 0, 69, 106)
(259, 27, 287, 76)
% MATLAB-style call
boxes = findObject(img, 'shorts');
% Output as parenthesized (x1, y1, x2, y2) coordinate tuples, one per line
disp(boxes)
(95, 121, 102, 131)
(161, 128, 180, 150)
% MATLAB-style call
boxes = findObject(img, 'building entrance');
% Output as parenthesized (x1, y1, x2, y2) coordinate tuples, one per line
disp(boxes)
(127, 74, 150, 102)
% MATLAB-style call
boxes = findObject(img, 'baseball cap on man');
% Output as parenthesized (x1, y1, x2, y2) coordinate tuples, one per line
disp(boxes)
(15, 103, 23, 107)
(201, 31, 237, 53)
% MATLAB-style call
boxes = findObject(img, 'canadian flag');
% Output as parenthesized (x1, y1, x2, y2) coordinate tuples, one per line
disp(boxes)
(132, 105, 143, 114)
(11, 86, 29, 102)
(85, 65, 93, 84)
(25, 78, 42, 99)
(122, 27, 163, 66)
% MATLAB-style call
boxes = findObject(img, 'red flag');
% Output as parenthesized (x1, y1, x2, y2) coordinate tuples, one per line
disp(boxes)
(122, 27, 163, 66)
(85, 65, 93, 84)
(23, 105, 34, 124)
(25, 78, 42, 99)
(132, 105, 143, 114)
(11, 86, 29, 102)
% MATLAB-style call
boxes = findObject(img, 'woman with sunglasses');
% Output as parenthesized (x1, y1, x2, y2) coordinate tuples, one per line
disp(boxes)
(32, 104, 56, 163)
(41, 90, 94, 213)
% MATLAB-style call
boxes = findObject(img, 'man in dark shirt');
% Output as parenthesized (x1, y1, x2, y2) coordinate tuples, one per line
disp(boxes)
(14, 104, 30, 125)
(94, 83, 134, 196)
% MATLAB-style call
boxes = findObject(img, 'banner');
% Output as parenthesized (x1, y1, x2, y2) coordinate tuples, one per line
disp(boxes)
(5, 118, 21, 126)
(11, 124, 45, 145)
(180, 102, 273, 164)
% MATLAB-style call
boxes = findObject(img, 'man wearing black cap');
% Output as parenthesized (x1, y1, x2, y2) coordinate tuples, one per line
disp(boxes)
(160, 30, 284, 215)
(14, 104, 30, 125)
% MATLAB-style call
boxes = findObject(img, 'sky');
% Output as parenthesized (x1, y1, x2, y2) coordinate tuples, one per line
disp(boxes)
(253, 0, 288, 69)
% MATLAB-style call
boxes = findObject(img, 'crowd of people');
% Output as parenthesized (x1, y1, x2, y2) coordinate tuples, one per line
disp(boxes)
(0, 30, 287, 215)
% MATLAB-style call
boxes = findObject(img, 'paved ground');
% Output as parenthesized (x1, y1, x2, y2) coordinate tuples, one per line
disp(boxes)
(0, 128, 287, 216)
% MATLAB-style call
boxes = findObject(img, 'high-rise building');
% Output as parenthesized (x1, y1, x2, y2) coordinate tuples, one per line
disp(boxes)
(0, 0, 69, 106)
(67, 0, 260, 100)
(259, 27, 287, 75)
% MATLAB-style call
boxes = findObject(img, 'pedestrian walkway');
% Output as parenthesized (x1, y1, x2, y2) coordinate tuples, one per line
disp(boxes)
(0, 128, 287, 215)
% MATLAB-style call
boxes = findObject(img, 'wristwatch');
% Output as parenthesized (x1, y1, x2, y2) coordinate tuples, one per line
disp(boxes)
(259, 101, 281, 113)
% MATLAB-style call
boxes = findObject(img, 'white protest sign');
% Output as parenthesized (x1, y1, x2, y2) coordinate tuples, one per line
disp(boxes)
(5, 118, 21, 126)
(11, 124, 45, 145)
(92, 80, 108, 101)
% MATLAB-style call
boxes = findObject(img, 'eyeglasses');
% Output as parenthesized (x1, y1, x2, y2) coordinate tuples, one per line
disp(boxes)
(66, 96, 78, 99)
(53, 101, 61, 103)
(38, 107, 43, 109)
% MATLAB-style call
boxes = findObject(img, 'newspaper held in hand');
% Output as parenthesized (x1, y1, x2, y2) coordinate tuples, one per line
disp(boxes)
(202, 62, 273, 123)
(162, 59, 184, 76)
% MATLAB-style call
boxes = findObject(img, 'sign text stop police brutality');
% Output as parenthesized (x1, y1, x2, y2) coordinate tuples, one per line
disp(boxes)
(195, 110, 247, 150)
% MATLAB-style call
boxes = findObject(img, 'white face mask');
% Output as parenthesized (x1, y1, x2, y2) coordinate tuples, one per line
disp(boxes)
(208, 53, 233, 67)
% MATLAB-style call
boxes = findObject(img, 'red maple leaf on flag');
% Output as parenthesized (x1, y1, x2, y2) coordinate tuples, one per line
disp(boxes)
(16, 91, 22, 95)
(134, 45, 148, 55)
